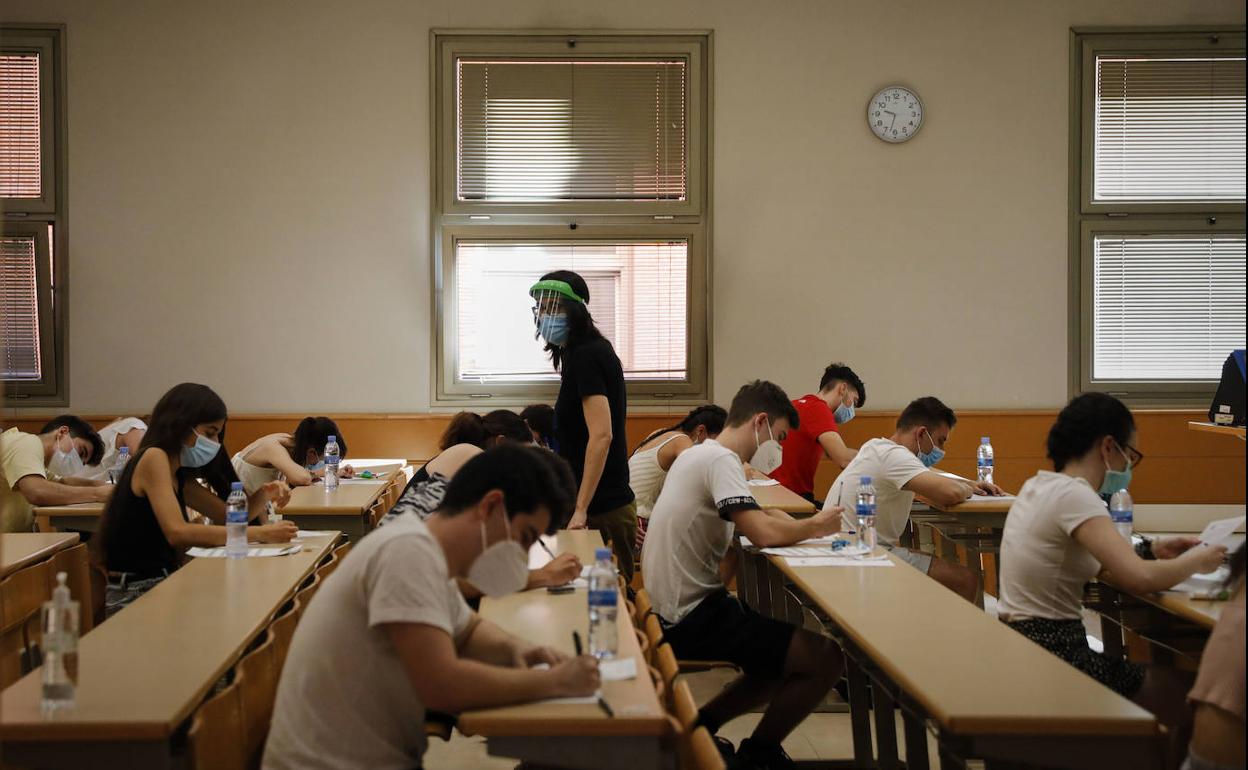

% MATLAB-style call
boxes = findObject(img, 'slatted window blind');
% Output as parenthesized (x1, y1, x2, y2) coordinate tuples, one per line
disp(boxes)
(0, 53, 41, 198)
(455, 241, 688, 382)
(1093, 234, 1246, 380)
(457, 59, 686, 202)
(0, 235, 43, 380)
(1095, 56, 1246, 202)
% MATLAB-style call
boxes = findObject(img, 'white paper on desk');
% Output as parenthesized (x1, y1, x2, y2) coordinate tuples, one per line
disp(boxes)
(335, 478, 384, 486)
(785, 556, 893, 567)
(295, 530, 336, 537)
(1198, 516, 1247, 547)
(739, 535, 844, 548)
(187, 545, 302, 558)
(1168, 565, 1231, 595)
(760, 546, 838, 557)
(532, 690, 604, 705)
(969, 494, 1016, 503)
(599, 657, 637, 681)
(747, 478, 780, 486)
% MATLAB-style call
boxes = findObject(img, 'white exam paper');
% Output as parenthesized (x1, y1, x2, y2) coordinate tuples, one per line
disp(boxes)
(188, 545, 302, 558)
(739, 535, 844, 548)
(1198, 515, 1247, 547)
(599, 657, 637, 681)
(785, 556, 894, 567)
(969, 494, 1016, 503)
(747, 478, 780, 487)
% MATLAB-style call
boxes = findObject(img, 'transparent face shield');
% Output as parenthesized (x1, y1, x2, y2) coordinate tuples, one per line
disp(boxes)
(528, 279, 587, 344)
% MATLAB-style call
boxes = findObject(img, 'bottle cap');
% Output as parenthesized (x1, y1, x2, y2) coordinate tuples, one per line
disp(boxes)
(327, 436, 336, 443)
(231, 481, 244, 491)
(119, 447, 129, 455)
(595, 548, 611, 561)
(859, 476, 872, 485)
(981, 436, 990, 444)
(52, 571, 70, 603)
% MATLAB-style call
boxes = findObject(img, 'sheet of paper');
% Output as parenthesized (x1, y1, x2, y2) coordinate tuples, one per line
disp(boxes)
(969, 494, 1016, 502)
(785, 556, 894, 567)
(1198, 516, 1247, 547)
(747, 478, 780, 486)
(295, 530, 336, 537)
(531, 690, 604, 705)
(1168, 565, 1232, 596)
(599, 657, 637, 681)
(187, 545, 303, 558)
(335, 478, 385, 486)
(739, 535, 846, 548)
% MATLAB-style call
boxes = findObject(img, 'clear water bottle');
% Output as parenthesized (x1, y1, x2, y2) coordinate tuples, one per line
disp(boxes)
(855, 477, 877, 551)
(226, 481, 249, 559)
(977, 437, 994, 484)
(324, 435, 340, 491)
(1109, 488, 1133, 540)
(41, 572, 79, 713)
(587, 548, 618, 660)
(108, 446, 130, 484)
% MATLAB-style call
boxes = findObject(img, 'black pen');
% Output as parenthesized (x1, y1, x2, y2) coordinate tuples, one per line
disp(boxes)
(572, 630, 583, 655)
(539, 537, 558, 560)
(571, 631, 613, 718)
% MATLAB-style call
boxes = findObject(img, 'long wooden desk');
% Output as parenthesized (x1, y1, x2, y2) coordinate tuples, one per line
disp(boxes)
(0, 531, 339, 770)
(750, 482, 816, 514)
(461, 530, 669, 770)
(33, 501, 105, 533)
(280, 478, 391, 540)
(1, 532, 80, 578)
(1187, 421, 1246, 440)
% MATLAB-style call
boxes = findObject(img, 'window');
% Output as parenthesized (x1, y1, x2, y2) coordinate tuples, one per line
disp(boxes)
(1072, 30, 1245, 402)
(433, 33, 710, 403)
(1, 25, 65, 403)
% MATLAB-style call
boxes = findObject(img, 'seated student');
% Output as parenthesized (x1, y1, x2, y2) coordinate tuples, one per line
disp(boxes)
(82, 416, 147, 482)
(1185, 544, 1244, 770)
(263, 444, 600, 770)
(766, 362, 865, 503)
(642, 380, 845, 770)
(231, 416, 353, 494)
(629, 404, 727, 550)
(97, 383, 296, 614)
(520, 403, 558, 451)
(821, 396, 1000, 601)
(998, 392, 1225, 728)
(1, 416, 111, 533)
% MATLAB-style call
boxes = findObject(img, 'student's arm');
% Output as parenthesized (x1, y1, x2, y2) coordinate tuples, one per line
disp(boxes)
(259, 441, 314, 488)
(656, 434, 694, 472)
(425, 443, 483, 479)
(14, 475, 113, 506)
(1073, 516, 1227, 594)
(52, 475, 110, 488)
(570, 395, 612, 529)
(762, 507, 795, 522)
(743, 462, 768, 481)
(731, 505, 841, 549)
(903, 471, 975, 507)
(527, 553, 583, 588)
(119, 428, 145, 455)
(817, 431, 857, 469)
(460, 614, 571, 668)
(384, 623, 600, 713)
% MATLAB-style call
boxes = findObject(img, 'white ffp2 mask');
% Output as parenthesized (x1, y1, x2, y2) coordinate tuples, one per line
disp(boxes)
(48, 434, 86, 480)
(466, 509, 531, 597)
(750, 419, 784, 475)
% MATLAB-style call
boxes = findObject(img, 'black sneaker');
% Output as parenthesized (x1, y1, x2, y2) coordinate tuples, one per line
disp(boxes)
(733, 738, 796, 770)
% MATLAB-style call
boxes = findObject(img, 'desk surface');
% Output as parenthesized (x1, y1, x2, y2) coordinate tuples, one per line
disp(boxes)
(279, 479, 389, 516)
(919, 495, 1015, 515)
(461, 529, 666, 738)
(0, 532, 338, 742)
(31, 501, 105, 518)
(1105, 530, 1246, 631)
(1187, 421, 1247, 439)
(751, 483, 816, 514)
(771, 552, 1157, 737)
(1, 532, 81, 578)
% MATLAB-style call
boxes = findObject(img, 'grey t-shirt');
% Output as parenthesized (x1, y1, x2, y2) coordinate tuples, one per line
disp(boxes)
(263, 517, 474, 770)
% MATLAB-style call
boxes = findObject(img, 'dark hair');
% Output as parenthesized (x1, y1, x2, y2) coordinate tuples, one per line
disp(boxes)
(39, 415, 106, 466)
(819, 363, 866, 408)
(520, 403, 556, 446)
(291, 417, 347, 465)
(636, 405, 728, 452)
(1045, 392, 1135, 472)
(1226, 543, 1245, 591)
(440, 410, 532, 451)
(536, 270, 606, 371)
(726, 380, 799, 429)
(437, 444, 577, 534)
(896, 397, 957, 433)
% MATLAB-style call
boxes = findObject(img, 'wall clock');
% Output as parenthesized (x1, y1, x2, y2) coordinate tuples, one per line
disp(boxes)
(868, 85, 923, 143)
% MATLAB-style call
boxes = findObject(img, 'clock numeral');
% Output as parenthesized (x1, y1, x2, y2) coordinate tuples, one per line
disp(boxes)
(876, 120, 883, 126)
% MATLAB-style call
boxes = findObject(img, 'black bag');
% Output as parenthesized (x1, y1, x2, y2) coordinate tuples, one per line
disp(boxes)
(1207, 350, 1246, 427)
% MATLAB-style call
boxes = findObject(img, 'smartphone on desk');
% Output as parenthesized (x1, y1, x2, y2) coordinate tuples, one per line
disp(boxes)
(546, 584, 575, 595)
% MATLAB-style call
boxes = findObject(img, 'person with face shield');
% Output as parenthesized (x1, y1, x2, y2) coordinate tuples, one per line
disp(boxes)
(640, 381, 846, 770)
(263, 444, 601, 770)
(0, 415, 113, 533)
(999, 392, 1226, 737)
(821, 396, 1001, 601)
(768, 362, 866, 504)
(96, 383, 296, 616)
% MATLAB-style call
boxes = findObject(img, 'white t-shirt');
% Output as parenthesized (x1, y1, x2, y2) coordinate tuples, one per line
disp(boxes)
(823, 438, 928, 546)
(82, 417, 147, 481)
(997, 471, 1109, 621)
(263, 517, 474, 770)
(640, 439, 759, 623)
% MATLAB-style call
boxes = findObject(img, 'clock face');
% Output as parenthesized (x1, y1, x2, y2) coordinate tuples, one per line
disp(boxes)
(868, 86, 923, 143)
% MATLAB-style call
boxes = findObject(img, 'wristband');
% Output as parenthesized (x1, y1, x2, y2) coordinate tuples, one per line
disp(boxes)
(1134, 537, 1156, 561)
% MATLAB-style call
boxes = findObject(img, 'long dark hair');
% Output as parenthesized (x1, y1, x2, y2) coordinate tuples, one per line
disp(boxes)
(440, 410, 532, 451)
(1226, 543, 1246, 590)
(1046, 392, 1135, 472)
(634, 405, 728, 453)
(537, 270, 605, 371)
(291, 417, 346, 465)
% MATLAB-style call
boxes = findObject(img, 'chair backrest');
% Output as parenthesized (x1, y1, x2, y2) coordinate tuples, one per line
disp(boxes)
(237, 630, 278, 768)
(670, 678, 698, 731)
(332, 540, 352, 561)
(648, 664, 666, 706)
(188, 679, 246, 770)
(634, 588, 653, 626)
(633, 626, 651, 666)
(315, 551, 340, 582)
(269, 598, 301, 675)
(1, 560, 51, 678)
(87, 558, 109, 629)
(367, 498, 386, 531)
(689, 725, 727, 770)
(49, 543, 93, 634)
(295, 574, 322, 616)
(643, 612, 663, 651)
(655, 643, 679, 698)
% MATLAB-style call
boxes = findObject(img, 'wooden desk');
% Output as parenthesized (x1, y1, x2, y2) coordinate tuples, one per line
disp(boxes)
(916, 494, 1014, 529)
(1, 533, 80, 578)
(0, 532, 339, 770)
(1188, 421, 1247, 440)
(750, 483, 816, 514)
(530, 529, 609, 569)
(462, 530, 668, 770)
(33, 502, 105, 533)
(268, 479, 390, 540)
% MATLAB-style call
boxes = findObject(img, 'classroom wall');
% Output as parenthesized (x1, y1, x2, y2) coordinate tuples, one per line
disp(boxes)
(0, 0, 1244, 415)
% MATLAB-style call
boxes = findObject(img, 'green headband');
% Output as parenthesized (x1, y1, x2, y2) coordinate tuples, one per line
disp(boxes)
(528, 279, 586, 304)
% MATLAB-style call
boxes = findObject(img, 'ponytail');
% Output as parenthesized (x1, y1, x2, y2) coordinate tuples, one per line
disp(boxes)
(634, 405, 728, 453)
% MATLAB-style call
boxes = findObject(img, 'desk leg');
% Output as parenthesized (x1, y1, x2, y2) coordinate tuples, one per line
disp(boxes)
(902, 710, 930, 770)
(1098, 585, 1125, 660)
(872, 685, 900, 770)
(845, 658, 874, 768)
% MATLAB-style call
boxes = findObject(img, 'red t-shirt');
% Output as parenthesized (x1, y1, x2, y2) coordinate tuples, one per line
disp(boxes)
(768, 394, 838, 497)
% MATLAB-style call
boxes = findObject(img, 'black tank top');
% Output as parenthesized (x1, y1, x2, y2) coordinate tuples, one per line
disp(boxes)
(100, 448, 188, 577)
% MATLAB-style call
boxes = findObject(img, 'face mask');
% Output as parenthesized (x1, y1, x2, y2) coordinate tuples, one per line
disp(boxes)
(466, 507, 530, 597)
(306, 460, 325, 472)
(48, 434, 86, 479)
(917, 429, 945, 468)
(750, 419, 784, 475)
(834, 403, 856, 424)
(1099, 444, 1133, 497)
(537, 314, 570, 346)
(180, 430, 221, 468)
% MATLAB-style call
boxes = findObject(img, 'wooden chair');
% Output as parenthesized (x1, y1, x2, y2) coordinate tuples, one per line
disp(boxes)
(237, 630, 278, 768)
(655, 643, 679, 702)
(1, 560, 51, 679)
(49, 543, 93, 633)
(689, 725, 727, 770)
(332, 540, 352, 561)
(644, 613, 663, 651)
(87, 558, 109, 629)
(670, 678, 698, 732)
(638, 589, 740, 679)
(269, 598, 301, 675)
(366, 498, 387, 531)
(634, 588, 653, 626)
(188, 679, 246, 770)
(295, 573, 322, 616)
(634, 626, 651, 665)
(648, 664, 666, 706)
(315, 552, 340, 582)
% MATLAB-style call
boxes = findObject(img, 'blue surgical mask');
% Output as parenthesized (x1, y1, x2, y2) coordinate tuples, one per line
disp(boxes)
(180, 431, 221, 468)
(834, 403, 856, 424)
(537, 314, 570, 346)
(1098, 445, 1133, 497)
(306, 460, 326, 472)
(917, 429, 945, 468)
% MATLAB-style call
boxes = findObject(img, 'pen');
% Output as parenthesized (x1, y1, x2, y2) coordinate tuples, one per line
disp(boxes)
(572, 630, 583, 656)
(597, 695, 615, 718)
(570, 631, 612, 717)
(539, 537, 558, 560)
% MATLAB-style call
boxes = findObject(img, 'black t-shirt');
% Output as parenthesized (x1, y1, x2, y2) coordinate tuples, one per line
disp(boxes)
(555, 337, 634, 515)
(99, 448, 188, 577)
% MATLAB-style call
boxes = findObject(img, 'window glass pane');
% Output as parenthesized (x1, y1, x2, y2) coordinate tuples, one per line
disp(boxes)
(0, 52, 41, 199)
(1093, 233, 1246, 380)
(455, 241, 688, 382)
(0, 234, 42, 379)
(1094, 56, 1246, 202)
(457, 59, 686, 202)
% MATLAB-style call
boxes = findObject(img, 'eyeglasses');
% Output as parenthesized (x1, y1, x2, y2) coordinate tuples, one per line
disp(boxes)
(1123, 442, 1145, 468)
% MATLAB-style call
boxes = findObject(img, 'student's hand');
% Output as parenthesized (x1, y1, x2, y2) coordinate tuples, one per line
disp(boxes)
(92, 485, 116, 502)
(514, 644, 569, 669)
(742, 463, 767, 481)
(340, 464, 356, 479)
(973, 481, 1005, 497)
(568, 509, 589, 530)
(1180, 543, 1228, 574)
(261, 479, 292, 508)
(255, 521, 299, 543)
(809, 505, 843, 538)
(1153, 536, 1201, 560)
(534, 553, 582, 587)
(549, 655, 600, 697)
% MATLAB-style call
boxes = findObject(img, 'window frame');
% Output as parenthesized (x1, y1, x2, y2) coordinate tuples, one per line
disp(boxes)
(1069, 27, 1246, 405)
(1, 24, 67, 405)
(430, 30, 712, 406)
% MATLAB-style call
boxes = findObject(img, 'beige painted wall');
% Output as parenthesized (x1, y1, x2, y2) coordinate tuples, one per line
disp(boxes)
(1, 0, 1243, 414)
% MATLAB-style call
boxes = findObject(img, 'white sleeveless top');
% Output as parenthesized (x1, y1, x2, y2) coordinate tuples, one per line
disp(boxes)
(628, 434, 684, 520)
(231, 452, 281, 495)
(82, 417, 147, 481)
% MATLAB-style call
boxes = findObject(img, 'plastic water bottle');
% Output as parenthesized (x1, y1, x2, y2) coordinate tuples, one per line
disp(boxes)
(587, 548, 618, 659)
(324, 435, 340, 491)
(855, 477, 877, 551)
(226, 482, 248, 559)
(108, 447, 130, 484)
(977, 437, 994, 484)
(41, 572, 79, 713)
(1109, 488, 1133, 540)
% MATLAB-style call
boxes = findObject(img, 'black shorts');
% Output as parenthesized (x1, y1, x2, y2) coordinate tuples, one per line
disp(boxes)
(661, 589, 795, 680)
(1006, 618, 1145, 698)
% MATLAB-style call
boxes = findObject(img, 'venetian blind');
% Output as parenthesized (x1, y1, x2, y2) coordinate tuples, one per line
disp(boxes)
(0, 235, 42, 379)
(0, 53, 41, 198)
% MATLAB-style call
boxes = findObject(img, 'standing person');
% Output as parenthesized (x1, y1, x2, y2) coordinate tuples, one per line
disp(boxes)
(1, 416, 111, 533)
(231, 417, 353, 494)
(629, 405, 727, 551)
(530, 271, 637, 580)
(767, 363, 865, 504)
(82, 416, 147, 482)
